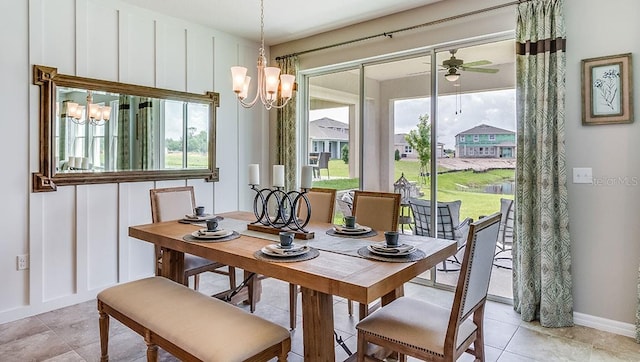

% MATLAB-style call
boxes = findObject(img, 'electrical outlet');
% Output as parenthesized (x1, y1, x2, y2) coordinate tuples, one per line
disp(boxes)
(17, 254, 28, 270)
(573, 167, 593, 184)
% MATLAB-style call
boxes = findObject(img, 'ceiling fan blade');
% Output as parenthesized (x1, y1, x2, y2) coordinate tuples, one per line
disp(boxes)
(460, 60, 492, 67)
(461, 67, 499, 73)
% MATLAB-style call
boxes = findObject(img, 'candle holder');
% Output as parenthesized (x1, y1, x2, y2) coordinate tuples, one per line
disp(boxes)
(248, 184, 314, 239)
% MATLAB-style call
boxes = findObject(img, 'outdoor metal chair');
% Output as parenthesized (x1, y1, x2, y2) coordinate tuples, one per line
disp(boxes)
(494, 198, 514, 269)
(313, 152, 331, 179)
(408, 198, 473, 272)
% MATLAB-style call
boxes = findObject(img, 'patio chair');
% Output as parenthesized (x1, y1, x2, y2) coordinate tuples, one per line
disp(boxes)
(408, 198, 473, 272)
(355, 213, 502, 362)
(313, 152, 331, 179)
(289, 188, 337, 329)
(494, 198, 514, 269)
(149, 186, 236, 291)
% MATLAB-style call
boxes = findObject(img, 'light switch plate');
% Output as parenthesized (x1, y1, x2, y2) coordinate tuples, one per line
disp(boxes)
(573, 167, 593, 184)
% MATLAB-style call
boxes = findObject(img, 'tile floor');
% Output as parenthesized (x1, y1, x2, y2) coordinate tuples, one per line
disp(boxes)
(1, 271, 639, 362)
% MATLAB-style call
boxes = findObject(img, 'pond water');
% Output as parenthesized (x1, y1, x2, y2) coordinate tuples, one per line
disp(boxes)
(483, 181, 514, 194)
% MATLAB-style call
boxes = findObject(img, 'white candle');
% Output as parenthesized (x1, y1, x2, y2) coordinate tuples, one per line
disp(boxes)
(273, 165, 285, 187)
(248, 164, 260, 185)
(301, 166, 313, 189)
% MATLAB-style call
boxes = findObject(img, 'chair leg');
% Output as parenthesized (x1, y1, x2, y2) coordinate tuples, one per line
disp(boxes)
(144, 330, 158, 362)
(473, 305, 486, 361)
(348, 299, 353, 316)
(193, 274, 200, 290)
(228, 266, 237, 289)
(98, 306, 109, 362)
(289, 283, 298, 330)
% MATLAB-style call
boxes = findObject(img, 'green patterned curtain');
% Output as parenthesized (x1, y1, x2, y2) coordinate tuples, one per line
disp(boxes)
(117, 95, 131, 170)
(276, 55, 299, 191)
(514, 0, 573, 327)
(136, 97, 154, 170)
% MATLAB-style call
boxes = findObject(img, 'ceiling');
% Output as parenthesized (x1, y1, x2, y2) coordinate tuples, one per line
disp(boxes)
(118, 0, 444, 44)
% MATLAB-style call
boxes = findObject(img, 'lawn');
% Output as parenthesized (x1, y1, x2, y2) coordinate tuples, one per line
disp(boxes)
(313, 159, 514, 221)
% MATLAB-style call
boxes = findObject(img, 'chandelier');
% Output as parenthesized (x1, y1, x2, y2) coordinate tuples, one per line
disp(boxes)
(230, 0, 296, 110)
(62, 90, 111, 126)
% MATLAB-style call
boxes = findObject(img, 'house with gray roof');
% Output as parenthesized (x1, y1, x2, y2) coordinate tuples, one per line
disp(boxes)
(308, 117, 349, 159)
(455, 124, 515, 158)
(394, 133, 445, 159)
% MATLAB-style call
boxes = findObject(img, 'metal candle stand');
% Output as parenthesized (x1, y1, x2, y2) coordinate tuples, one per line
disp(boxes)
(250, 185, 312, 234)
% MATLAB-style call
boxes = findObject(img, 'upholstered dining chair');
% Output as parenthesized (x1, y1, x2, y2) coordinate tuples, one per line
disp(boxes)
(348, 190, 401, 318)
(149, 186, 236, 291)
(408, 198, 472, 272)
(289, 187, 337, 329)
(355, 213, 502, 362)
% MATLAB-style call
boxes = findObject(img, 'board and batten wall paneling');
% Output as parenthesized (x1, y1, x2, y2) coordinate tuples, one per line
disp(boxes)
(156, 21, 187, 90)
(80, 0, 119, 79)
(42, 186, 76, 301)
(40, 0, 76, 74)
(119, 182, 155, 282)
(121, 13, 155, 87)
(0, 0, 29, 313)
(82, 184, 119, 290)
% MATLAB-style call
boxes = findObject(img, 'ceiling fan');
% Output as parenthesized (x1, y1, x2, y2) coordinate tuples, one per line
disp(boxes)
(442, 49, 499, 81)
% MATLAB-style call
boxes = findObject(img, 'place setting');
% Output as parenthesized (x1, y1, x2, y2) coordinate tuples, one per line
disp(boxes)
(326, 216, 378, 238)
(254, 231, 319, 263)
(357, 231, 426, 262)
(179, 206, 224, 224)
(183, 219, 240, 243)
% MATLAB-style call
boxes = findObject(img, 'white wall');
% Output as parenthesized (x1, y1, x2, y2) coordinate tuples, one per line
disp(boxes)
(0, 0, 265, 323)
(272, 0, 640, 335)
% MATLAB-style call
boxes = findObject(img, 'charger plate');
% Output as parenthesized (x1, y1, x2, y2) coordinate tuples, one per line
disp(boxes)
(182, 231, 240, 243)
(357, 246, 425, 263)
(254, 247, 319, 263)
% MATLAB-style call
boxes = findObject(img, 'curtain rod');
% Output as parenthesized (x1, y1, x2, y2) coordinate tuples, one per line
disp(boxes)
(275, 0, 527, 60)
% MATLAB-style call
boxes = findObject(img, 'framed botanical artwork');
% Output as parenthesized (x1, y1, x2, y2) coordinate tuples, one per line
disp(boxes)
(581, 53, 633, 125)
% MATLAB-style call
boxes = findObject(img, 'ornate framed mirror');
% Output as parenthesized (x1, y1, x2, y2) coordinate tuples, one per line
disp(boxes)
(32, 65, 219, 192)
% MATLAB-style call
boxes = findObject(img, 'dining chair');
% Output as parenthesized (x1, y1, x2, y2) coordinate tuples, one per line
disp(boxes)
(289, 188, 337, 329)
(149, 186, 236, 291)
(349, 190, 401, 318)
(355, 212, 502, 362)
(408, 198, 472, 272)
(494, 198, 514, 269)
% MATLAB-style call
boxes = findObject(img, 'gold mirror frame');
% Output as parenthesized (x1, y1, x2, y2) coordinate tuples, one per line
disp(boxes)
(32, 65, 219, 192)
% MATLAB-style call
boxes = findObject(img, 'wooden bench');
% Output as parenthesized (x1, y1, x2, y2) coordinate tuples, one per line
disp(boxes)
(97, 276, 290, 361)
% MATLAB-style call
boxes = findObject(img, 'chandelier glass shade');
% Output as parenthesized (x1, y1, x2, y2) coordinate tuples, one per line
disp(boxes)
(444, 68, 460, 82)
(230, 0, 295, 110)
(62, 91, 111, 126)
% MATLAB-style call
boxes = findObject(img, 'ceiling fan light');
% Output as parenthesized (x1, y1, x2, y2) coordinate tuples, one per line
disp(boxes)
(445, 72, 460, 82)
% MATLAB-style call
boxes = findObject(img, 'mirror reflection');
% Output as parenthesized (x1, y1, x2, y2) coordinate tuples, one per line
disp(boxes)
(55, 87, 210, 173)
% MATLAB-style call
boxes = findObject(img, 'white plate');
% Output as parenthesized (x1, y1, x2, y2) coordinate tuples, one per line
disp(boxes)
(261, 245, 310, 257)
(367, 244, 416, 256)
(333, 224, 372, 235)
(265, 243, 306, 252)
(184, 214, 217, 221)
(191, 229, 233, 239)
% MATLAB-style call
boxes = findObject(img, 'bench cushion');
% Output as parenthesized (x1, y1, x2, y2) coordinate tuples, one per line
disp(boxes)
(98, 276, 290, 361)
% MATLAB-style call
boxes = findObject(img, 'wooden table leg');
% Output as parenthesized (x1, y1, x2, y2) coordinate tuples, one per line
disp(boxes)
(301, 287, 335, 361)
(161, 248, 184, 283)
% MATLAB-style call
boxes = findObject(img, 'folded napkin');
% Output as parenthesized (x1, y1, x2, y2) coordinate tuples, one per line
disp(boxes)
(370, 243, 415, 253)
(333, 223, 368, 232)
(265, 243, 306, 254)
(198, 229, 230, 237)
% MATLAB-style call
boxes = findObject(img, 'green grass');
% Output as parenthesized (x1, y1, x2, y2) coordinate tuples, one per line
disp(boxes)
(312, 159, 514, 221)
(165, 152, 208, 168)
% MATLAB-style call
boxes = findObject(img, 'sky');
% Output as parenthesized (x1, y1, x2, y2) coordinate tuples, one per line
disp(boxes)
(310, 88, 516, 150)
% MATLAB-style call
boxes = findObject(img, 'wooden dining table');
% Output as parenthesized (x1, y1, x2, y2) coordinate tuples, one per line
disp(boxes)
(128, 211, 456, 361)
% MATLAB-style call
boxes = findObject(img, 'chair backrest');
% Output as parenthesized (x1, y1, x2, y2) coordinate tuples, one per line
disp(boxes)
(408, 198, 457, 240)
(446, 213, 501, 349)
(297, 188, 336, 223)
(498, 198, 515, 244)
(317, 152, 331, 168)
(352, 191, 401, 232)
(150, 186, 196, 223)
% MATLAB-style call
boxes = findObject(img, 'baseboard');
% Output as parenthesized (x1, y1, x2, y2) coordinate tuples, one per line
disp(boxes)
(574, 312, 636, 338)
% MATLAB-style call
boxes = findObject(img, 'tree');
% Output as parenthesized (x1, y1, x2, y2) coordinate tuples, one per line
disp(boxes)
(394, 149, 401, 161)
(341, 144, 349, 164)
(405, 113, 431, 183)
